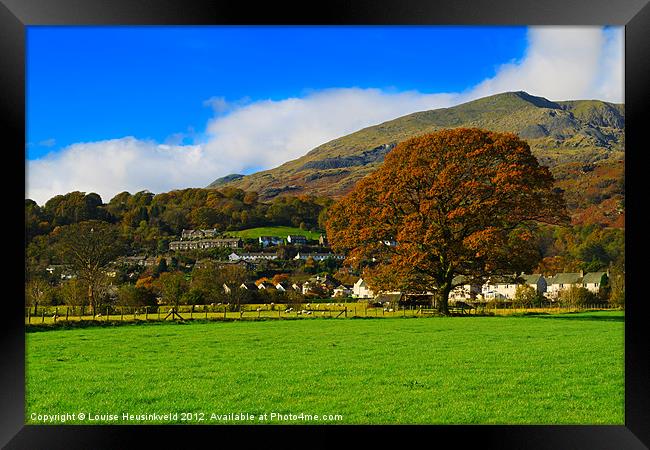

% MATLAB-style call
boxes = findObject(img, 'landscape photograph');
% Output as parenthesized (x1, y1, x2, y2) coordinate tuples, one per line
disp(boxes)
(24, 25, 625, 425)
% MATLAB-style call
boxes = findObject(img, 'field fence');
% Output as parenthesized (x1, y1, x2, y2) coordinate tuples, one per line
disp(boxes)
(24, 301, 620, 325)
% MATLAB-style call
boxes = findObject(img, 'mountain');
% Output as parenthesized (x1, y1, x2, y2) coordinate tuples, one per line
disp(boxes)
(208, 91, 625, 227)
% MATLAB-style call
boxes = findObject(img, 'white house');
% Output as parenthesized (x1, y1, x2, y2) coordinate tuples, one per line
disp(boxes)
(352, 278, 374, 299)
(545, 272, 584, 300)
(480, 275, 519, 300)
(582, 271, 609, 294)
(520, 273, 547, 295)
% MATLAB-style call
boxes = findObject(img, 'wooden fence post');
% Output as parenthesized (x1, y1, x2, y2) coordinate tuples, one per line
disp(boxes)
(205, 305, 208, 319)
(121, 307, 124, 321)
(345, 307, 347, 318)
(65, 307, 69, 321)
(145, 306, 149, 320)
(106, 307, 109, 321)
(224, 306, 227, 319)
(190, 305, 193, 320)
(27, 308, 31, 324)
(54, 308, 58, 323)
(42, 310, 45, 323)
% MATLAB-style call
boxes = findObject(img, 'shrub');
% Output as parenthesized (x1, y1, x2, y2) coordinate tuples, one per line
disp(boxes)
(558, 286, 596, 307)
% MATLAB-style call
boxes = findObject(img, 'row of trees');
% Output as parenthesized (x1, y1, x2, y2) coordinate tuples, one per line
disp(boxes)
(26, 188, 334, 255)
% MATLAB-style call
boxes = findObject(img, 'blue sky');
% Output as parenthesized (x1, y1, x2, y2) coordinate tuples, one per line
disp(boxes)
(26, 26, 623, 204)
(26, 26, 528, 159)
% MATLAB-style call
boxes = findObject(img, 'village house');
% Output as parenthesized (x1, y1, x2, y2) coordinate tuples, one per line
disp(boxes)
(239, 282, 258, 290)
(293, 252, 345, 261)
(229, 252, 278, 262)
(181, 228, 218, 240)
(169, 238, 242, 251)
(258, 236, 283, 247)
(582, 271, 609, 294)
(275, 281, 290, 292)
(521, 273, 547, 295)
(478, 273, 547, 300)
(332, 285, 353, 298)
(449, 276, 481, 302)
(257, 281, 275, 290)
(287, 235, 308, 245)
(223, 283, 232, 295)
(352, 278, 374, 299)
(480, 275, 519, 300)
(319, 234, 328, 246)
(545, 272, 584, 300)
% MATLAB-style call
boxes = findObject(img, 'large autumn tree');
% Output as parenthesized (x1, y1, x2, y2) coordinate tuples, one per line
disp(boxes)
(326, 128, 569, 314)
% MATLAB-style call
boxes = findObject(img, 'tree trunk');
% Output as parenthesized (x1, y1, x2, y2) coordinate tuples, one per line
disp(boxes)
(88, 283, 95, 316)
(436, 283, 452, 315)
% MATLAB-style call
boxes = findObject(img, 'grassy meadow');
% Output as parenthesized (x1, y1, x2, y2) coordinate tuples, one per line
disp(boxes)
(26, 311, 624, 425)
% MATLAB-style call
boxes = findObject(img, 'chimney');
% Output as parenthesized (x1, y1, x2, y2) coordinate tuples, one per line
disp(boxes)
(580, 269, 584, 277)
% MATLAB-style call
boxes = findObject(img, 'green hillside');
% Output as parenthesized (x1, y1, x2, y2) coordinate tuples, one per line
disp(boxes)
(224, 226, 322, 240)
(209, 91, 624, 227)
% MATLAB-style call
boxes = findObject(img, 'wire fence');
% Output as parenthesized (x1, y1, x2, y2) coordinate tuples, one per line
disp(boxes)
(24, 302, 620, 325)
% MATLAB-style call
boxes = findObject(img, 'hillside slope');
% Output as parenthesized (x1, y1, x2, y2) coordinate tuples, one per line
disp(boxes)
(209, 91, 624, 227)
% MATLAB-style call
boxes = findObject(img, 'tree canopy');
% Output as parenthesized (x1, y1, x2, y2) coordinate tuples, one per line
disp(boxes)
(326, 128, 570, 314)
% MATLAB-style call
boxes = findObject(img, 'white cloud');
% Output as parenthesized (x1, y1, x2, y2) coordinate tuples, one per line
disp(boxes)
(467, 26, 623, 102)
(27, 138, 221, 205)
(26, 26, 624, 205)
(202, 88, 457, 171)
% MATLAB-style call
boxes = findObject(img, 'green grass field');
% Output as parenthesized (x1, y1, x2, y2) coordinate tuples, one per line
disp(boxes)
(26, 311, 624, 425)
(224, 226, 322, 241)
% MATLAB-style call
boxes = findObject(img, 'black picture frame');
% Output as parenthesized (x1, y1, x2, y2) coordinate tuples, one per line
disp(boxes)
(3, 0, 648, 448)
